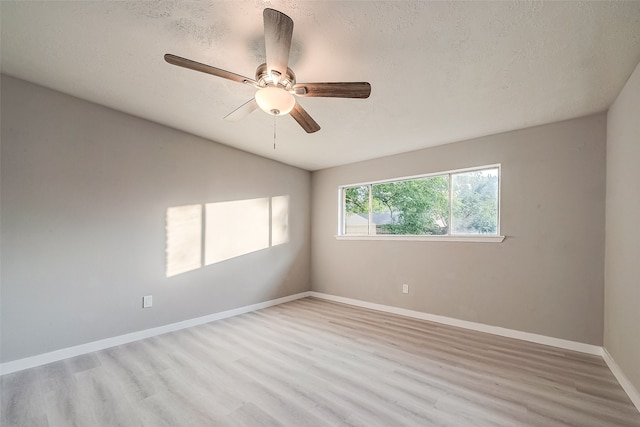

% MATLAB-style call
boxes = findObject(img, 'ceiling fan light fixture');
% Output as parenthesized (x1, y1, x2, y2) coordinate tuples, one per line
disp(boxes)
(255, 86, 295, 116)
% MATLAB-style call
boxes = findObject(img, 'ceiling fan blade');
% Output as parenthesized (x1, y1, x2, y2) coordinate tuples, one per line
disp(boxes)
(224, 99, 259, 121)
(263, 8, 294, 82)
(164, 54, 257, 86)
(290, 102, 320, 133)
(292, 82, 371, 98)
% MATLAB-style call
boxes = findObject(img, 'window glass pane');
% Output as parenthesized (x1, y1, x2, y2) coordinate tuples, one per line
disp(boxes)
(372, 176, 449, 235)
(451, 168, 499, 235)
(344, 186, 370, 235)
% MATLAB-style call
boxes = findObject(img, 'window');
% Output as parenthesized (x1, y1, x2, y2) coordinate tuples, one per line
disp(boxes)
(339, 165, 501, 240)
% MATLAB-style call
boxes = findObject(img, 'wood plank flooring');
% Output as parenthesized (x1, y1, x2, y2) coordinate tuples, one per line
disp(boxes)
(2, 297, 639, 426)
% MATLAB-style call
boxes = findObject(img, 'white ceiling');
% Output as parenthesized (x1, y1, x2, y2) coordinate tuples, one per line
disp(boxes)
(2, 1, 640, 171)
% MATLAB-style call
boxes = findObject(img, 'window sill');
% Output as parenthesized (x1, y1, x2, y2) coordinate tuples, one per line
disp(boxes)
(334, 235, 505, 243)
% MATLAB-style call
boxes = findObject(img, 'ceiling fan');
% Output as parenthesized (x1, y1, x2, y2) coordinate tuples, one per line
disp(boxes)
(164, 8, 371, 134)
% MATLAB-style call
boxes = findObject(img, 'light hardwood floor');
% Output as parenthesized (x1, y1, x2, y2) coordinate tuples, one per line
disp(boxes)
(2, 297, 639, 426)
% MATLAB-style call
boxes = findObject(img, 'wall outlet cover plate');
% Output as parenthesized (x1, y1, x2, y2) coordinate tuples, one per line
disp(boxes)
(143, 295, 153, 308)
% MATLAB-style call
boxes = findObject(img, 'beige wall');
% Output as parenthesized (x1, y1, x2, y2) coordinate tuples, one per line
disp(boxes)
(0, 75, 311, 362)
(605, 61, 640, 391)
(311, 114, 606, 345)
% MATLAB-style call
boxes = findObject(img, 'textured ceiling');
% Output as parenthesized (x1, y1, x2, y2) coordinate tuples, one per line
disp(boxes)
(2, 1, 640, 171)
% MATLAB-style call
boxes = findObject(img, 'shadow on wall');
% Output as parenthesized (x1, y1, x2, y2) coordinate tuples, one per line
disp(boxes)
(165, 196, 290, 277)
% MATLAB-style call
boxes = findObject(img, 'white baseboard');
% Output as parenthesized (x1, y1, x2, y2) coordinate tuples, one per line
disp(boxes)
(602, 348, 640, 412)
(0, 291, 311, 376)
(308, 292, 603, 355)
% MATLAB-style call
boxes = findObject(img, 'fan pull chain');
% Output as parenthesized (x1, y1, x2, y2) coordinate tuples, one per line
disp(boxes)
(273, 115, 277, 150)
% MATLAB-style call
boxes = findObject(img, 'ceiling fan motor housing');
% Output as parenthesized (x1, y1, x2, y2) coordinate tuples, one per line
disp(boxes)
(255, 63, 296, 91)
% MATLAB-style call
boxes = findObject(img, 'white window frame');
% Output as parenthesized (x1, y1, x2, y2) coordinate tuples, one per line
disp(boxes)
(336, 164, 505, 243)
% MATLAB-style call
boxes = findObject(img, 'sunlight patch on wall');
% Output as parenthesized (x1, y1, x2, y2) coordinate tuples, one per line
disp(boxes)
(166, 204, 202, 277)
(166, 196, 290, 277)
(272, 195, 290, 246)
(205, 198, 270, 266)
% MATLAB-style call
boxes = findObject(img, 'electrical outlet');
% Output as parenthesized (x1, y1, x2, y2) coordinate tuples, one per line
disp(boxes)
(402, 284, 409, 294)
(143, 295, 153, 308)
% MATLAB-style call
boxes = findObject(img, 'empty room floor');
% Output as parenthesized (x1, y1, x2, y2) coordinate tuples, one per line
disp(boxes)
(2, 297, 639, 426)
